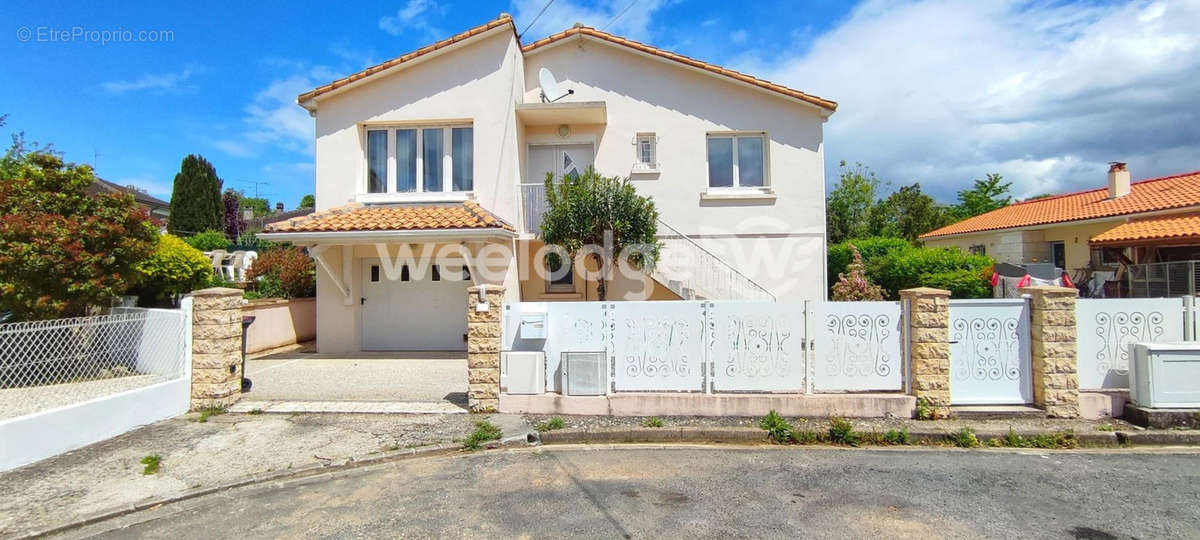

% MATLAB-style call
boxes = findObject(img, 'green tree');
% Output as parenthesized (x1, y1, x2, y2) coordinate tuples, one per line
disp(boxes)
(133, 234, 213, 304)
(867, 183, 956, 242)
(168, 155, 223, 235)
(0, 151, 158, 319)
(952, 173, 1011, 219)
(540, 168, 660, 301)
(241, 196, 270, 217)
(299, 194, 315, 208)
(826, 161, 881, 244)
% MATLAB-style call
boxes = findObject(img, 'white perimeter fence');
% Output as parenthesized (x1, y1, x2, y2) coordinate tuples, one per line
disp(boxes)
(0, 302, 192, 471)
(504, 296, 1200, 400)
(503, 300, 904, 394)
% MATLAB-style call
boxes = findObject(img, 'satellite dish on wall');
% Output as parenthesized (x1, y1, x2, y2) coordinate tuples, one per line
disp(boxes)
(539, 68, 574, 103)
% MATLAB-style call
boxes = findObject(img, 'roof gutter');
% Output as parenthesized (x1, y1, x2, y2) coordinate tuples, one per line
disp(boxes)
(256, 227, 517, 244)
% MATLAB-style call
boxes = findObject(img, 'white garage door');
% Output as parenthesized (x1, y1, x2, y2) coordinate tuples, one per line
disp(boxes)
(361, 258, 469, 351)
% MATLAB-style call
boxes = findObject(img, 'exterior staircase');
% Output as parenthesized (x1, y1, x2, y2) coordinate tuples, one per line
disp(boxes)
(651, 219, 775, 301)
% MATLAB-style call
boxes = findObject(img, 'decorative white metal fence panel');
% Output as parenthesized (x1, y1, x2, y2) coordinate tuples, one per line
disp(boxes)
(1075, 298, 1185, 390)
(502, 302, 607, 393)
(812, 301, 903, 392)
(707, 301, 805, 392)
(610, 301, 707, 392)
(948, 299, 1032, 405)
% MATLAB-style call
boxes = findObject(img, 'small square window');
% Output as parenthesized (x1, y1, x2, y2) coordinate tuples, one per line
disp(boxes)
(370, 265, 380, 282)
(546, 254, 574, 292)
(401, 265, 410, 282)
(636, 134, 656, 165)
(968, 245, 986, 256)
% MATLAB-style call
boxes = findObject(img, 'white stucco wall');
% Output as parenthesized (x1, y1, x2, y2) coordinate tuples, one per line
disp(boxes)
(521, 40, 829, 300)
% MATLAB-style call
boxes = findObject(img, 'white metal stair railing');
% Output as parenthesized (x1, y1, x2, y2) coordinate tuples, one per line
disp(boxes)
(653, 219, 775, 301)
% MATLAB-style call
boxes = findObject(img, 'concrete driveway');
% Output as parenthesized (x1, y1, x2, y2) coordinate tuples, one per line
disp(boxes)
(241, 350, 466, 405)
(65, 446, 1200, 539)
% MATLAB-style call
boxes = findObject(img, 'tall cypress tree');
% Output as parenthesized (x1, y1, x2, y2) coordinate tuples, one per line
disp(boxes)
(168, 154, 223, 235)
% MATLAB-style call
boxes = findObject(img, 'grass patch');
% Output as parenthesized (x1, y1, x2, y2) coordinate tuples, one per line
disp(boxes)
(462, 420, 503, 451)
(140, 454, 162, 475)
(793, 430, 821, 444)
(883, 427, 910, 445)
(759, 410, 794, 444)
(642, 417, 665, 428)
(949, 427, 979, 448)
(828, 418, 862, 447)
(1097, 423, 1115, 432)
(535, 417, 565, 432)
(986, 428, 1077, 449)
(194, 406, 226, 423)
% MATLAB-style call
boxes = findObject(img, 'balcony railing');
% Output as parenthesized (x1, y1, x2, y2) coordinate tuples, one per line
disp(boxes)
(520, 183, 775, 301)
(1126, 261, 1200, 298)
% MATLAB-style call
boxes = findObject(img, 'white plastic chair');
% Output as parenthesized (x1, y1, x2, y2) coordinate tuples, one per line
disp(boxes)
(208, 250, 228, 280)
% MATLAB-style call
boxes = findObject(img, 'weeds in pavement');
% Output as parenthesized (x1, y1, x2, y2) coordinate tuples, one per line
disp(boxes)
(986, 428, 1077, 449)
(248, 408, 264, 415)
(642, 417, 665, 428)
(536, 417, 565, 432)
(793, 430, 821, 444)
(915, 397, 940, 420)
(828, 418, 862, 447)
(759, 410, 794, 444)
(194, 407, 226, 423)
(950, 427, 979, 448)
(883, 428, 910, 445)
(140, 454, 162, 475)
(1097, 423, 1115, 432)
(463, 420, 503, 451)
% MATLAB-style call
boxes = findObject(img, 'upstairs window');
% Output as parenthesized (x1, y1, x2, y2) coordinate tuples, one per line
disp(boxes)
(363, 124, 473, 195)
(637, 133, 656, 165)
(707, 133, 766, 188)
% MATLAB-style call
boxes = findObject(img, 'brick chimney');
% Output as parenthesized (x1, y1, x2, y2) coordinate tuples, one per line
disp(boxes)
(1107, 162, 1130, 199)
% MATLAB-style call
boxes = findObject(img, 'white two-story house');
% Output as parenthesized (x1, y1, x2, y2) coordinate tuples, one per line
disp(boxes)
(261, 14, 837, 353)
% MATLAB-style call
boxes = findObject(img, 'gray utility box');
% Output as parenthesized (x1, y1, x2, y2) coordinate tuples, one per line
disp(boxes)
(1130, 342, 1200, 408)
(563, 351, 607, 396)
(519, 313, 547, 340)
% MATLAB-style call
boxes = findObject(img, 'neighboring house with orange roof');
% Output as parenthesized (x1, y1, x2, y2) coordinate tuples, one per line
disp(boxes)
(921, 163, 1200, 297)
(260, 14, 836, 352)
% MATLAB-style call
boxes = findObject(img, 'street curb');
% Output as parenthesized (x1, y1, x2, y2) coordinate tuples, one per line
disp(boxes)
(536, 426, 1200, 447)
(15, 437, 529, 540)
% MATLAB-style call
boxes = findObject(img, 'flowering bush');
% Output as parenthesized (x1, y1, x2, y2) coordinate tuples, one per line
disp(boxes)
(832, 246, 886, 301)
(134, 234, 213, 302)
(0, 152, 157, 320)
(246, 247, 314, 298)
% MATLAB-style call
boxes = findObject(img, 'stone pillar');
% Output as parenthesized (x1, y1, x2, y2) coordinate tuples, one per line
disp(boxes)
(1020, 285, 1080, 418)
(467, 285, 504, 413)
(900, 287, 951, 419)
(189, 288, 244, 410)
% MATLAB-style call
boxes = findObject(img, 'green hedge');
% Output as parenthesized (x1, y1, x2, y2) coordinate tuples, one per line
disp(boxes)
(134, 234, 213, 304)
(828, 237, 994, 299)
(182, 230, 229, 251)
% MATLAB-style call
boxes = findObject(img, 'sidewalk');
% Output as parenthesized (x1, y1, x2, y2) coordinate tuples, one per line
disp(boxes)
(0, 411, 530, 538)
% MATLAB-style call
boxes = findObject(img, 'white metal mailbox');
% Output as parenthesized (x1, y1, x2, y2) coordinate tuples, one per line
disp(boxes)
(518, 313, 548, 340)
(1130, 342, 1200, 408)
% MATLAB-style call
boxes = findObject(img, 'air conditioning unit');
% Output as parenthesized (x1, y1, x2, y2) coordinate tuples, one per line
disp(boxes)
(563, 351, 607, 396)
(501, 351, 545, 395)
(1130, 343, 1200, 408)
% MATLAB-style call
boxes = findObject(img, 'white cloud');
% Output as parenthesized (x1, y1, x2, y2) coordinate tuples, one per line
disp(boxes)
(510, 0, 671, 41)
(379, 0, 442, 39)
(215, 65, 343, 159)
(102, 64, 200, 95)
(739, 0, 1200, 200)
(729, 29, 747, 45)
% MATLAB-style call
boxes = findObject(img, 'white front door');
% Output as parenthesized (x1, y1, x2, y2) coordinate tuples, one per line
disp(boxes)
(361, 258, 469, 351)
(528, 144, 594, 182)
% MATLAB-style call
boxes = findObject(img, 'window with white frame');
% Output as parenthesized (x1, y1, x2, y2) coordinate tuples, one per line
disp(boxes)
(364, 125, 473, 195)
(636, 133, 656, 166)
(706, 132, 766, 189)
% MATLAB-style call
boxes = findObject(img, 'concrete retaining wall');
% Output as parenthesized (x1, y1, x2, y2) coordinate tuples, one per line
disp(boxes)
(242, 298, 315, 354)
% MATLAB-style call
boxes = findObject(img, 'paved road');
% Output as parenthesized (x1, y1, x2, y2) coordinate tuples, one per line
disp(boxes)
(67, 446, 1200, 539)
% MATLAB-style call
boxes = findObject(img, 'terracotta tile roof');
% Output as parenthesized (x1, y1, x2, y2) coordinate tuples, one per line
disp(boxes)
(1089, 213, 1200, 246)
(263, 201, 515, 233)
(521, 26, 837, 112)
(297, 15, 517, 105)
(920, 170, 1200, 239)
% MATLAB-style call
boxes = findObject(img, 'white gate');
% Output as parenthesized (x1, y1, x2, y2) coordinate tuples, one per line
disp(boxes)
(707, 301, 806, 392)
(948, 299, 1032, 405)
(811, 301, 904, 392)
(1075, 298, 1185, 389)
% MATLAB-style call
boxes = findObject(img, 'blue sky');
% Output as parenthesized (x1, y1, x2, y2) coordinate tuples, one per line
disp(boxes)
(2, 0, 1198, 209)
